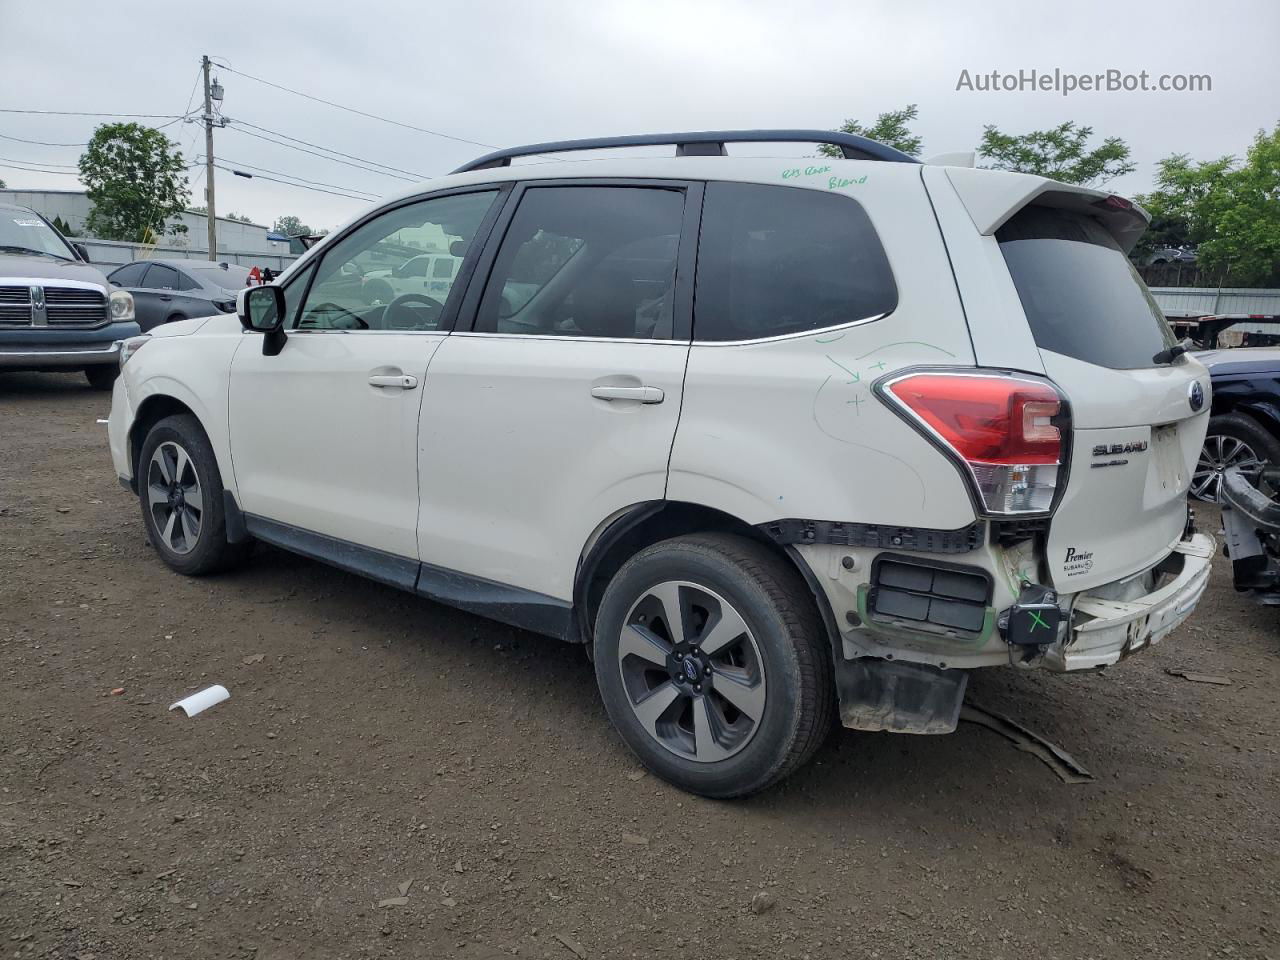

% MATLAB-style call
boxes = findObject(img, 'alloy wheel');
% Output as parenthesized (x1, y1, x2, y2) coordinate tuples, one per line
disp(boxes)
(1192, 434, 1262, 502)
(146, 441, 204, 555)
(617, 580, 767, 763)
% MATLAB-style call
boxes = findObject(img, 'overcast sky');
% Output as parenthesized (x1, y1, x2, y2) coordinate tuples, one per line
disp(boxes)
(2, 0, 1276, 232)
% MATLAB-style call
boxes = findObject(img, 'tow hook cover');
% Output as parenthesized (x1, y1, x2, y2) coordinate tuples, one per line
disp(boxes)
(998, 583, 1062, 647)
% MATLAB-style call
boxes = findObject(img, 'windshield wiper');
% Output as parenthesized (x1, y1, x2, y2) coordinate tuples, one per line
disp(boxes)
(0, 245, 71, 261)
(1153, 341, 1191, 364)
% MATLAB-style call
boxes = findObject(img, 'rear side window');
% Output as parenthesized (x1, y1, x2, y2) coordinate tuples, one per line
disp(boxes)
(175, 270, 200, 291)
(693, 183, 896, 342)
(998, 207, 1175, 370)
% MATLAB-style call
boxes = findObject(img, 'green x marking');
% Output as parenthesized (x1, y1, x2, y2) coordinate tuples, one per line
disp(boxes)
(1028, 610, 1051, 632)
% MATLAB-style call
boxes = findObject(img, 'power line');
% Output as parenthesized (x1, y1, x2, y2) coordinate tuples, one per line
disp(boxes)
(225, 124, 419, 182)
(0, 108, 185, 119)
(232, 118, 427, 179)
(0, 153, 78, 169)
(0, 158, 81, 176)
(210, 162, 372, 202)
(0, 132, 88, 148)
(205, 155, 378, 199)
(182, 65, 204, 118)
(212, 63, 497, 150)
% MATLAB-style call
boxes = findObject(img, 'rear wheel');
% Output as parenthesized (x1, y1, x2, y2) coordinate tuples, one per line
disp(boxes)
(1193, 413, 1280, 502)
(593, 533, 834, 798)
(85, 365, 118, 391)
(138, 414, 249, 575)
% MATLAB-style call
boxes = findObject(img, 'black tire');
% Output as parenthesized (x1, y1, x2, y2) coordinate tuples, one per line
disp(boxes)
(166, 313, 187, 325)
(593, 533, 834, 798)
(1194, 412, 1280, 502)
(85, 365, 118, 391)
(137, 414, 250, 575)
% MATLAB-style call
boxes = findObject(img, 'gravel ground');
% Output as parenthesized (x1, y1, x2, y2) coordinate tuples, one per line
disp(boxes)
(1, 371, 1278, 960)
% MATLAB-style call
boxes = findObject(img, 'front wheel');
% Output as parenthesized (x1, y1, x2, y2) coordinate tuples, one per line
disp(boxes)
(85, 365, 118, 391)
(594, 534, 834, 798)
(137, 414, 249, 575)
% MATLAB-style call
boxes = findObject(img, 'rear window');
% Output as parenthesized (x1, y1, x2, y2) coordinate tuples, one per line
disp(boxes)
(693, 183, 896, 342)
(997, 206, 1175, 370)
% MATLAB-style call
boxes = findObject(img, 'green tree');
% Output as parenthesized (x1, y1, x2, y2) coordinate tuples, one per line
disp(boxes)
(50, 215, 78, 238)
(273, 214, 312, 237)
(819, 104, 922, 158)
(0, 178, 6, 189)
(225, 211, 253, 223)
(977, 121, 1135, 186)
(78, 122, 190, 242)
(1137, 125, 1280, 285)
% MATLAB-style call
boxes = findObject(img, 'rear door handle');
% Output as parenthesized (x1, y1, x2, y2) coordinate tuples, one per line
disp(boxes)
(590, 385, 664, 404)
(369, 374, 418, 389)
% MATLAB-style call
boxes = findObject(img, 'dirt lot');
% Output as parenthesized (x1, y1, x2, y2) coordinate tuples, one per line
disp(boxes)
(1, 371, 1278, 960)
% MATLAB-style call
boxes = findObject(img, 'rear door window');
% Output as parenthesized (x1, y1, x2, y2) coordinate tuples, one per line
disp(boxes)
(693, 183, 897, 342)
(144, 264, 180, 291)
(997, 206, 1175, 370)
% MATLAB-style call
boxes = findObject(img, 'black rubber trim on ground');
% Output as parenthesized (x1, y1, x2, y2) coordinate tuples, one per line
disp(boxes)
(759, 518, 985, 554)
(959, 703, 1094, 784)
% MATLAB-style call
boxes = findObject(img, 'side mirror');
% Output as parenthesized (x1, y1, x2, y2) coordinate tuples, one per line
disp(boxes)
(73, 242, 91, 262)
(237, 285, 288, 356)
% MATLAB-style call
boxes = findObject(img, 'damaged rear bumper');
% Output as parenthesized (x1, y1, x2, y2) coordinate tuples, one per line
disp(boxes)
(1043, 533, 1215, 672)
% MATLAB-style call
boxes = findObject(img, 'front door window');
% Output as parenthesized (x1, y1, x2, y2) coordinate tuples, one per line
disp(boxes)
(295, 191, 499, 332)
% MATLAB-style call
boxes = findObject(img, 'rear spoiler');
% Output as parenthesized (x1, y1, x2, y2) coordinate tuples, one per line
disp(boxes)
(942, 166, 1150, 254)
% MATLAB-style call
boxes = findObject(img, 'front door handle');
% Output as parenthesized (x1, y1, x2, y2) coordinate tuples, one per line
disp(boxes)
(369, 374, 418, 389)
(590, 385, 664, 404)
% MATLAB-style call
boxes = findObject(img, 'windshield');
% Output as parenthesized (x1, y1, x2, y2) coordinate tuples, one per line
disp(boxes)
(0, 209, 73, 260)
(998, 206, 1175, 370)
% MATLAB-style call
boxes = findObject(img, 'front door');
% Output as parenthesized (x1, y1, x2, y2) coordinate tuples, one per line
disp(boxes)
(417, 182, 698, 602)
(228, 188, 504, 564)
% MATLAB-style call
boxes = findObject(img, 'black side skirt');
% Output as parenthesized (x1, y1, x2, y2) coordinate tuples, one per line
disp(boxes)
(241, 513, 573, 641)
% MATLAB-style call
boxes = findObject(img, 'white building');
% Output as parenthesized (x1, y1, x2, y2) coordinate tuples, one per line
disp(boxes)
(0, 187, 288, 256)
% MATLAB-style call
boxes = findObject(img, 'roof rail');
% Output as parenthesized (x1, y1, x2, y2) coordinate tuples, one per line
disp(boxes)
(452, 130, 920, 173)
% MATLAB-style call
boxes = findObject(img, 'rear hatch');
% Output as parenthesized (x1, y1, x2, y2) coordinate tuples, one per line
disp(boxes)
(995, 203, 1208, 592)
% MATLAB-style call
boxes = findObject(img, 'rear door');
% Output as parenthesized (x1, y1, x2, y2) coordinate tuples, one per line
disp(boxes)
(140, 263, 182, 326)
(415, 180, 699, 602)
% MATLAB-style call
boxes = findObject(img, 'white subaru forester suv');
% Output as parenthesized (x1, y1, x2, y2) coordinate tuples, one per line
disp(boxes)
(108, 131, 1214, 797)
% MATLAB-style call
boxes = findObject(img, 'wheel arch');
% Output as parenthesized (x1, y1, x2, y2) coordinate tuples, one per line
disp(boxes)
(1230, 402, 1280, 445)
(128, 394, 199, 489)
(572, 500, 840, 659)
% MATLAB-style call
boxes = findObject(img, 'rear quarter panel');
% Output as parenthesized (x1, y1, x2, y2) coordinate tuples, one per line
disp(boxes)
(667, 163, 978, 529)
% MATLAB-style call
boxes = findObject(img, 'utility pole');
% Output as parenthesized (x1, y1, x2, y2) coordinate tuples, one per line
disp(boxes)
(202, 55, 217, 261)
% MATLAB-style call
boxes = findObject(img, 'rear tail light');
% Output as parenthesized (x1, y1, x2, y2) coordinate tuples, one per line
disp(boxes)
(881, 372, 1069, 515)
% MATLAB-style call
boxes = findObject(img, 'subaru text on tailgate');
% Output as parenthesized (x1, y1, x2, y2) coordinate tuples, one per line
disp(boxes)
(106, 130, 1212, 797)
